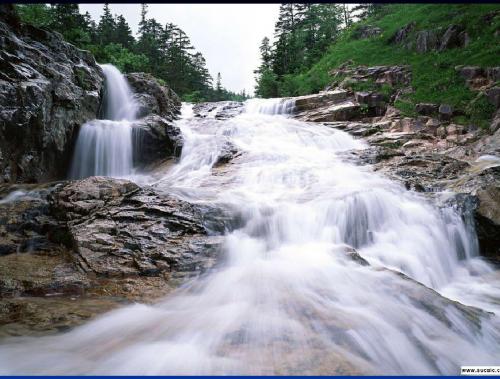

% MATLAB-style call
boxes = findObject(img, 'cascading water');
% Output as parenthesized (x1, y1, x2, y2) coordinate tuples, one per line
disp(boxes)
(69, 64, 137, 179)
(1, 98, 499, 375)
(245, 97, 296, 114)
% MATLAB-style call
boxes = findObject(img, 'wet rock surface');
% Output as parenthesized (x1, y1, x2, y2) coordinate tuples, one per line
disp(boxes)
(125, 72, 181, 121)
(0, 176, 224, 336)
(0, 6, 104, 183)
(132, 114, 183, 166)
(51, 177, 221, 279)
(193, 101, 245, 120)
(124, 73, 183, 169)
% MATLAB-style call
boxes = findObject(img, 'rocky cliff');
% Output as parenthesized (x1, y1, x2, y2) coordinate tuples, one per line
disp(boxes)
(0, 4, 104, 183)
(126, 73, 183, 166)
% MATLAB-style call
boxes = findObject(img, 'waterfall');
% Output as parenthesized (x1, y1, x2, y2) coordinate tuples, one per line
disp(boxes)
(2, 99, 500, 375)
(245, 97, 296, 115)
(69, 64, 137, 179)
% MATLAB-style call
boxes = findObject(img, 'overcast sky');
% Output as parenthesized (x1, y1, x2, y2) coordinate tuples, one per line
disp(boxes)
(80, 4, 280, 94)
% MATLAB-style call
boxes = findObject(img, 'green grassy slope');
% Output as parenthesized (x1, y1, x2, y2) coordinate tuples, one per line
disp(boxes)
(280, 4, 500, 127)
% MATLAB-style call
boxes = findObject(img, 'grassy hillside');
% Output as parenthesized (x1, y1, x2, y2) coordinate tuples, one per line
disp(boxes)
(279, 4, 499, 127)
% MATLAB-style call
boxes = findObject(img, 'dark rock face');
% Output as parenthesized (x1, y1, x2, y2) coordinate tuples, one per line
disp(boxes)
(439, 25, 467, 51)
(458, 66, 484, 80)
(491, 110, 500, 133)
(132, 115, 183, 166)
(214, 141, 241, 167)
(125, 72, 181, 121)
(0, 9, 104, 183)
(390, 22, 416, 44)
(0, 184, 60, 257)
(392, 23, 469, 53)
(455, 66, 499, 92)
(486, 67, 500, 83)
(0, 183, 89, 298)
(124, 73, 183, 168)
(471, 169, 500, 257)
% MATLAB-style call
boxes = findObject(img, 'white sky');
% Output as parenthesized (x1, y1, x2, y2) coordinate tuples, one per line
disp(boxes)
(80, 4, 280, 94)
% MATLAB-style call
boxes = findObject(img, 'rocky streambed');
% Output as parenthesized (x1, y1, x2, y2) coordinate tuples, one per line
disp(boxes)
(1, 94, 499, 339)
(1, 6, 500, 372)
(1, 98, 499, 375)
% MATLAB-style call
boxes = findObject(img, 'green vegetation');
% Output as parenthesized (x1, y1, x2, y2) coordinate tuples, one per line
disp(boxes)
(255, 4, 499, 127)
(15, 4, 249, 102)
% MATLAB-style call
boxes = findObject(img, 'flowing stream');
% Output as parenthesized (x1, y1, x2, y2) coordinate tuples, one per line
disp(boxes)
(1, 98, 499, 374)
(69, 64, 137, 179)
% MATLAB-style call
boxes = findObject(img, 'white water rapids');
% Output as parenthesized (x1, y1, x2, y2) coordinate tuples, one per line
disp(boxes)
(1, 99, 499, 374)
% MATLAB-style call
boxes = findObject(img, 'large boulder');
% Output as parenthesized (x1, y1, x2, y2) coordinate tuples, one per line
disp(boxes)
(0, 174, 226, 331)
(454, 166, 500, 257)
(439, 25, 468, 51)
(296, 100, 361, 122)
(0, 6, 104, 183)
(125, 73, 183, 167)
(50, 177, 221, 279)
(0, 176, 227, 335)
(294, 90, 348, 112)
(132, 114, 183, 166)
(125, 72, 181, 121)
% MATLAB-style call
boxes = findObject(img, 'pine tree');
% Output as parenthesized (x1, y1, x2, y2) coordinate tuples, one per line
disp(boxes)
(273, 3, 299, 76)
(114, 15, 134, 48)
(259, 37, 273, 70)
(254, 36, 278, 98)
(50, 4, 92, 45)
(138, 3, 148, 37)
(96, 3, 115, 45)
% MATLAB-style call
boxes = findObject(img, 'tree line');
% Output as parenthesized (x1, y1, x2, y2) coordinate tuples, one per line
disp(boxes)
(15, 4, 248, 102)
(254, 3, 383, 98)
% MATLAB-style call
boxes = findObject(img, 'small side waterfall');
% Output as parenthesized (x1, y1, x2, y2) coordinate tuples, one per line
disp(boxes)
(245, 98, 296, 115)
(69, 64, 137, 179)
